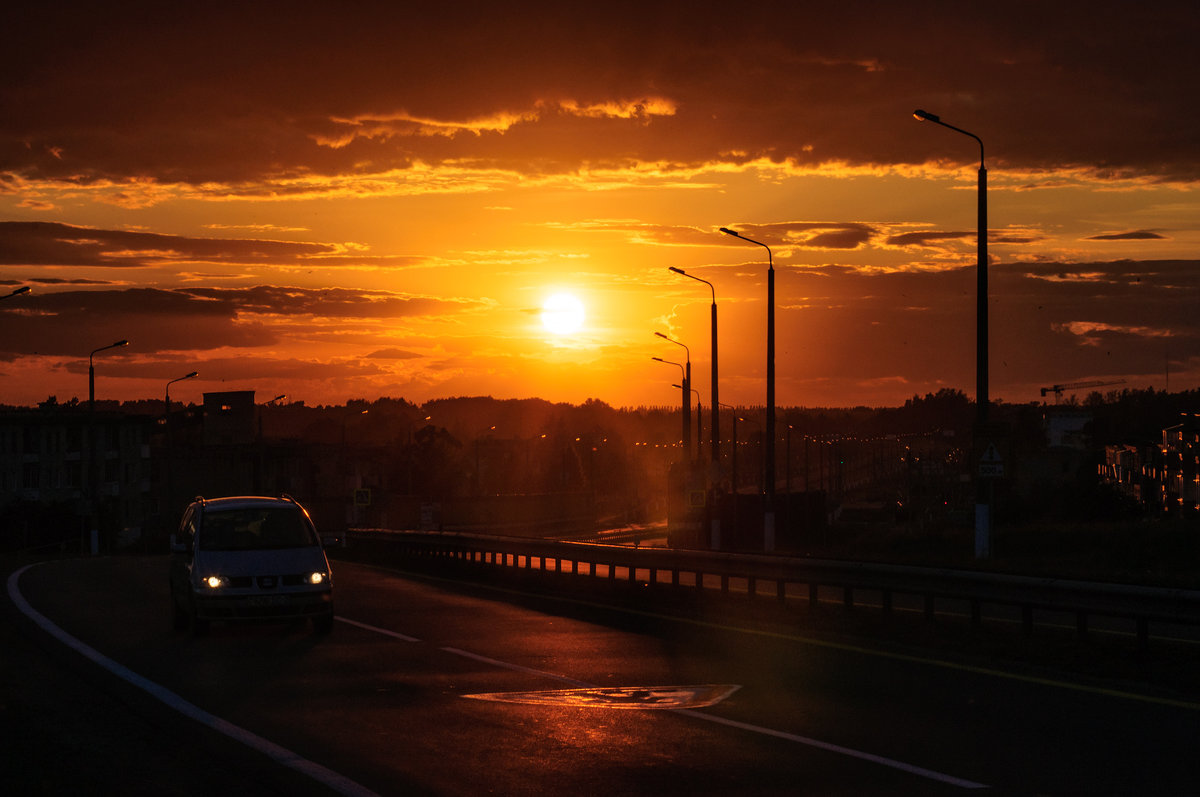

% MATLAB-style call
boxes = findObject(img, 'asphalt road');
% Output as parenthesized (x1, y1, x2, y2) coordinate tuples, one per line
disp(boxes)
(5, 553, 1199, 795)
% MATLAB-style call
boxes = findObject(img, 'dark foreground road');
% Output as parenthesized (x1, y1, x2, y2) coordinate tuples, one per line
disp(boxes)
(5, 552, 1200, 795)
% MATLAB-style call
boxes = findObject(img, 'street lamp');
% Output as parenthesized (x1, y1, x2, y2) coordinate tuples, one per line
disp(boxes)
(2, 286, 30, 300)
(652, 356, 689, 459)
(913, 108, 991, 559)
(720, 226, 776, 551)
(913, 109, 988, 424)
(164, 371, 198, 520)
(164, 371, 199, 419)
(669, 267, 720, 471)
(656, 332, 693, 461)
(89, 339, 129, 412)
(672, 383, 702, 453)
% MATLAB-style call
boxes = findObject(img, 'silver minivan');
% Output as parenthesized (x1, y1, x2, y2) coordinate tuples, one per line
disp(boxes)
(169, 495, 334, 635)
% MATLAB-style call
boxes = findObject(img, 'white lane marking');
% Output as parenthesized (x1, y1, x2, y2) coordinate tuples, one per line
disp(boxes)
(7, 565, 379, 797)
(336, 615, 421, 642)
(434, 642, 988, 789)
(675, 709, 990, 790)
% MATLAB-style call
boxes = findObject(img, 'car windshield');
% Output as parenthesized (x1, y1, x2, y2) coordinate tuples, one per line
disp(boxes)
(198, 506, 317, 551)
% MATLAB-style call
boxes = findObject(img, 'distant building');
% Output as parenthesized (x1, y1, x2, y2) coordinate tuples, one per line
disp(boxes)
(1158, 415, 1200, 513)
(1101, 413, 1199, 514)
(202, 390, 256, 445)
(0, 407, 156, 551)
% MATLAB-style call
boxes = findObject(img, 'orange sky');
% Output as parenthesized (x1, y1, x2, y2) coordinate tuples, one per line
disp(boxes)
(2, 3, 1198, 410)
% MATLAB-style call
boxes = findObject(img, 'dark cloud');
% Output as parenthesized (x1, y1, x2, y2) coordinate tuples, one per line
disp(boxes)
(1085, 230, 1167, 241)
(366, 348, 423, 360)
(0, 221, 338, 267)
(118, 355, 391, 383)
(885, 231, 972, 248)
(0, 284, 483, 358)
(3, 3, 1199, 186)
(707, 256, 1200, 400)
(180, 286, 480, 319)
(30, 276, 114, 285)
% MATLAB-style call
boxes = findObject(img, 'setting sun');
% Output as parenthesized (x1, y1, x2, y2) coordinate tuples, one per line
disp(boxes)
(541, 293, 586, 336)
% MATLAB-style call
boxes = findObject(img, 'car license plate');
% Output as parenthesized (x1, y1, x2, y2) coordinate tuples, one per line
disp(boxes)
(247, 595, 289, 607)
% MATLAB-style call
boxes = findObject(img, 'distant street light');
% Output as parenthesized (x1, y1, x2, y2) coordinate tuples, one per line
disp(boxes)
(672, 383, 702, 453)
(2, 286, 30, 300)
(164, 371, 198, 520)
(669, 267, 720, 472)
(913, 108, 991, 559)
(164, 371, 199, 419)
(652, 356, 689, 459)
(89, 339, 129, 412)
(720, 226, 776, 551)
(656, 332, 694, 461)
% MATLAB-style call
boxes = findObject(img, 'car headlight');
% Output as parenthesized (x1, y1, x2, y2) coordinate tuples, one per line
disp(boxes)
(203, 575, 228, 589)
(307, 571, 327, 585)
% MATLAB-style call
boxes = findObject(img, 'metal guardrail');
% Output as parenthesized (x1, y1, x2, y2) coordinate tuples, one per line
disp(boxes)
(345, 529, 1200, 649)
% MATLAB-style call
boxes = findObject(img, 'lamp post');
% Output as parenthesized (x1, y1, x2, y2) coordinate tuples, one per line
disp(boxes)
(655, 332, 693, 461)
(668, 267, 720, 472)
(164, 371, 199, 420)
(652, 355, 690, 461)
(673, 383, 702, 453)
(913, 108, 991, 559)
(164, 371, 198, 523)
(2, 286, 30, 300)
(720, 226, 776, 551)
(913, 110, 988, 424)
(89, 339, 129, 412)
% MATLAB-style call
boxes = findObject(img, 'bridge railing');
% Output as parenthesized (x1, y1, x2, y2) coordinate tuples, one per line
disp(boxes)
(344, 529, 1200, 649)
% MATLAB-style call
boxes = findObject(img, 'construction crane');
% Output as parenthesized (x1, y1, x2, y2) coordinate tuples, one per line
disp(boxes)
(1040, 379, 1126, 402)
